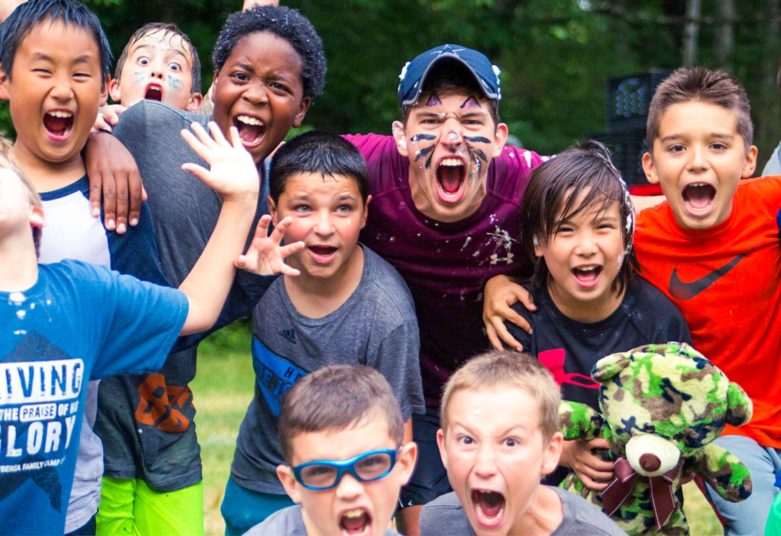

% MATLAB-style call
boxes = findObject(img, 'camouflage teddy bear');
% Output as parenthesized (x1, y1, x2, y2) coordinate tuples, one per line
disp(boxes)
(560, 342, 753, 535)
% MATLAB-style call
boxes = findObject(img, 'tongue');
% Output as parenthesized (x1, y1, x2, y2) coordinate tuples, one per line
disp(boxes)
(438, 165, 463, 193)
(574, 268, 599, 284)
(684, 184, 715, 209)
(478, 491, 504, 517)
(341, 512, 368, 533)
(237, 123, 262, 144)
(44, 115, 70, 135)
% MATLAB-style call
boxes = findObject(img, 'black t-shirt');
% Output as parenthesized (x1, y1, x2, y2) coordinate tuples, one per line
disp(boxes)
(508, 276, 691, 411)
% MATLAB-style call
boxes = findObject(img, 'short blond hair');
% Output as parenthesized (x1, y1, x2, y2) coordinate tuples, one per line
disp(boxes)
(0, 137, 43, 254)
(440, 351, 561, 441)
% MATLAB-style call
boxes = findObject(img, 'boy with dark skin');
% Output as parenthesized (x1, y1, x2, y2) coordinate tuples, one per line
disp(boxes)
(84, 6, 325, 535)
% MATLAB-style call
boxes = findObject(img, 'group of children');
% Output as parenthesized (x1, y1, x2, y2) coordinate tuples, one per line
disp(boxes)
(1, 0, 780, 535)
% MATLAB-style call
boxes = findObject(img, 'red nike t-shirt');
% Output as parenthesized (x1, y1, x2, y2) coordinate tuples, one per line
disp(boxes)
(635, 177, 781, 448)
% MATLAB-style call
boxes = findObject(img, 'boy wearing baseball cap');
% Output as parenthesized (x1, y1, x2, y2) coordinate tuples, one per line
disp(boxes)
(343, 44, 545, 532)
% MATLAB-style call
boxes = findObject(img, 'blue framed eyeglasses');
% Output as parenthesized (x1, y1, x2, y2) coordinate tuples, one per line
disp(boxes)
(292, 448, 398, 491)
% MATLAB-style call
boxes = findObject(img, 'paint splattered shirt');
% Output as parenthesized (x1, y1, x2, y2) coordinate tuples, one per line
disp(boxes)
(345, 134, 543, 405)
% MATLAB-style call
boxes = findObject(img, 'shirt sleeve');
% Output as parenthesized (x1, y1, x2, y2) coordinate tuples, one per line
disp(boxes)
(91, 269, 188, 379)
(368, 320, 425, 419)
(506, 301, 534, 351)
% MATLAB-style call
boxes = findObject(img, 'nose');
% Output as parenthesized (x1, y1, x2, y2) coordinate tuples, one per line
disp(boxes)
(687, 144, 708, 172)
(474, 444, 498, 477)
(334, 472, 363, 500)
(441, 117, 464, 149)
(313, 210, 334, 237)
(50, 74, 74, 101)
(150, 58, 164, 80)
(242, 80, 270, 105)
(574, 231, 597, 257)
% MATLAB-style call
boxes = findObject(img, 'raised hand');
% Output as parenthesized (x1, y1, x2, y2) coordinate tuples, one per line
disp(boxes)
(235, 215, 304, 277)
(180, 122, 259, 200)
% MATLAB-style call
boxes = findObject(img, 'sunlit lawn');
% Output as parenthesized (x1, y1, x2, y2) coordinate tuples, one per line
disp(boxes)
(192, 324, 721, 536)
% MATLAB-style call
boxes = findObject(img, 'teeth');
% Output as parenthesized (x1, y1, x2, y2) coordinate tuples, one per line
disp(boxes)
(342, 509, 365, 519)
(48, 111, 72, 118)
(237, 115, 264, 126)
(439, 158, 463, 167)
(576, 266, 598, 272)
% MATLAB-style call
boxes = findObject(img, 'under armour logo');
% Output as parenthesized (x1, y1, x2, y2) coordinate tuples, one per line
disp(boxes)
(279, 329, 296, 345)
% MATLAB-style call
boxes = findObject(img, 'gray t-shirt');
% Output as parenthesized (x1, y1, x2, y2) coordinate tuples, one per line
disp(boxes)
(763, 141, 781, 176)
(245, 504, 401, 535)
(94, 100, 272, 491)
(420, 488, 626, 535)
(231, 246, 425, 494)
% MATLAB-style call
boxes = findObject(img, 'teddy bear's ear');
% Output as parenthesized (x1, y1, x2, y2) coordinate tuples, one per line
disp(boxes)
(591, 351, 632, 382)
(559, 400, 602, 440)
(725, 382, 753, 427)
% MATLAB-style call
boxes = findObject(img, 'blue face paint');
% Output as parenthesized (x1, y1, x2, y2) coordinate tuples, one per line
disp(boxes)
(464, 136, 491, 144)
(167, 75, 183, 91)
(415, 145, 435, 163)
(410, 134, 436, 142)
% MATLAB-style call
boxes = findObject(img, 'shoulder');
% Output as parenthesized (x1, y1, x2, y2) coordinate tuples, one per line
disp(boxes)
(420, 492, 474, 536)
(736, 176, 781, 207)
(488, 146, 546, 199)
(116, 101, 205, 136)
(361, 247, 416, 318)
(550, 487, 625, 535)
(245, 505, 305, 535)
(630, 277, 678, 311)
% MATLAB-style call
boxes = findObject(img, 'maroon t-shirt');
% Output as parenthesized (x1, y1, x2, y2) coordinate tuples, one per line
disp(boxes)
(346, 133, 543, 405)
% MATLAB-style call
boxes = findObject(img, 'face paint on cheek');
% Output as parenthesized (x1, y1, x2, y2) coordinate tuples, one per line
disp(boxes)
(132, 71, 146, 86)
(464, 136, 491, 144)
(409, 134, 436, 143)
(167, 75, 183, 91)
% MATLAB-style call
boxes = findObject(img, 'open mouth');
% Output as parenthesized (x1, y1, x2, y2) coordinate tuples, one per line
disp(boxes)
(471, 489, 505, 528)
(339, 508, 371, 534)
(308, 245, 338, 264)
(572, 265, 602, 286)
(435, 158, 466, 204)
(43, 111, 74, 139)
(144, 83, 163, 101)
(234, 115, 266, 146)
(682, 182, 716, 212)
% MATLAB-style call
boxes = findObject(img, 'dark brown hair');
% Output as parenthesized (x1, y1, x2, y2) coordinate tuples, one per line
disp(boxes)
(279, 365, 404, 462)
(646, 67, 753, 148)
(519, 140, 635, 297)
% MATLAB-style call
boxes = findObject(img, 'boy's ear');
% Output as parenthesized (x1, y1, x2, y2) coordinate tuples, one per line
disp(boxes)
(491, 122, 509, 158)
(541, 431, 563, 477)
(29, 206, 45, 229)
(276, 464, 303, 503)
(268, 195, 279, 225)
(0, 66, 9, 101)
(532, 235, 543, 257)
(435, 428, 449, 469)
(396, 441, 418, 486)
(292, 97, 312, 128)
(186, 92, 203, 113)
(391, 121, 409, 158)
(641, 151, 659, 185)
(742, 145, 758, 178)
(99, 80, 109, 107)
(107, 78, 121, 104)
(359, 195, 372, 229)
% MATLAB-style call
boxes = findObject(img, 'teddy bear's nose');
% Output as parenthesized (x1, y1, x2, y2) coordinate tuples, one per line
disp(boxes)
(639, 453, 661, 472)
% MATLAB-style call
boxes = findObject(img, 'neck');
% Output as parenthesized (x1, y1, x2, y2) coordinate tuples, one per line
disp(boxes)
(547, 282, 625, 324)
(0, 235, 39, 292)
(11, 143, 85, 193)
(284, 246, 365, 319)
(507, 486, 563, 536)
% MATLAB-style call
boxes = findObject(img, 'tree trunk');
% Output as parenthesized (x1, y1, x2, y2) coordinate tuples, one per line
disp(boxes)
(715, 0, 734, 71)
(683, 0, 701, 66)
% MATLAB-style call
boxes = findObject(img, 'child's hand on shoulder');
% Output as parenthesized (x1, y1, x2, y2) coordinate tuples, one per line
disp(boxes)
(235, 215, 304, 276)
(181, 122, 259, 202)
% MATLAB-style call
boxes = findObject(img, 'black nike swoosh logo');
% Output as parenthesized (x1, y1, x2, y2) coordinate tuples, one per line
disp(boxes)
(668, 254, 746, 300)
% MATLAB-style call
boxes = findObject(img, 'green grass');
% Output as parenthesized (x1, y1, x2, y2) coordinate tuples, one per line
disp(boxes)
(192, 323, 722, 535)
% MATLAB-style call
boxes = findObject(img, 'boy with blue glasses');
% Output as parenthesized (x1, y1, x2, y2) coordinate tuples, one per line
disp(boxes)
(245, 365, 418, 535)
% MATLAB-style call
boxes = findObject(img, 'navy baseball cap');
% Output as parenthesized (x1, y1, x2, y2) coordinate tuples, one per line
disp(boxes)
(398, 43, 502, 108)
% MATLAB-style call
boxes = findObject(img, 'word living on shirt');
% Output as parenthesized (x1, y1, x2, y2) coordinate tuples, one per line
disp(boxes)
(0, 359, 82, 469)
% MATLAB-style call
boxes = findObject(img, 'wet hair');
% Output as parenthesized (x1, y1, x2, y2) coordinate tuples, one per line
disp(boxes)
(402, 59, 500, 126)
(0, 137, 43, 256)
(519, 140, 635, 297)
(212, 5, 326, 99)
(113, 22, 201, 95)
(0, 0, 112, 84)
(269, 131, 369, 203)
(278, 365, 405, 463)
(440, 351, 561, 442)
(647, 67, 753, 149)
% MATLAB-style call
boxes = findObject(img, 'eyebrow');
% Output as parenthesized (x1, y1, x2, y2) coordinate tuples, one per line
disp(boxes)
(659, 132, 735, 143)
